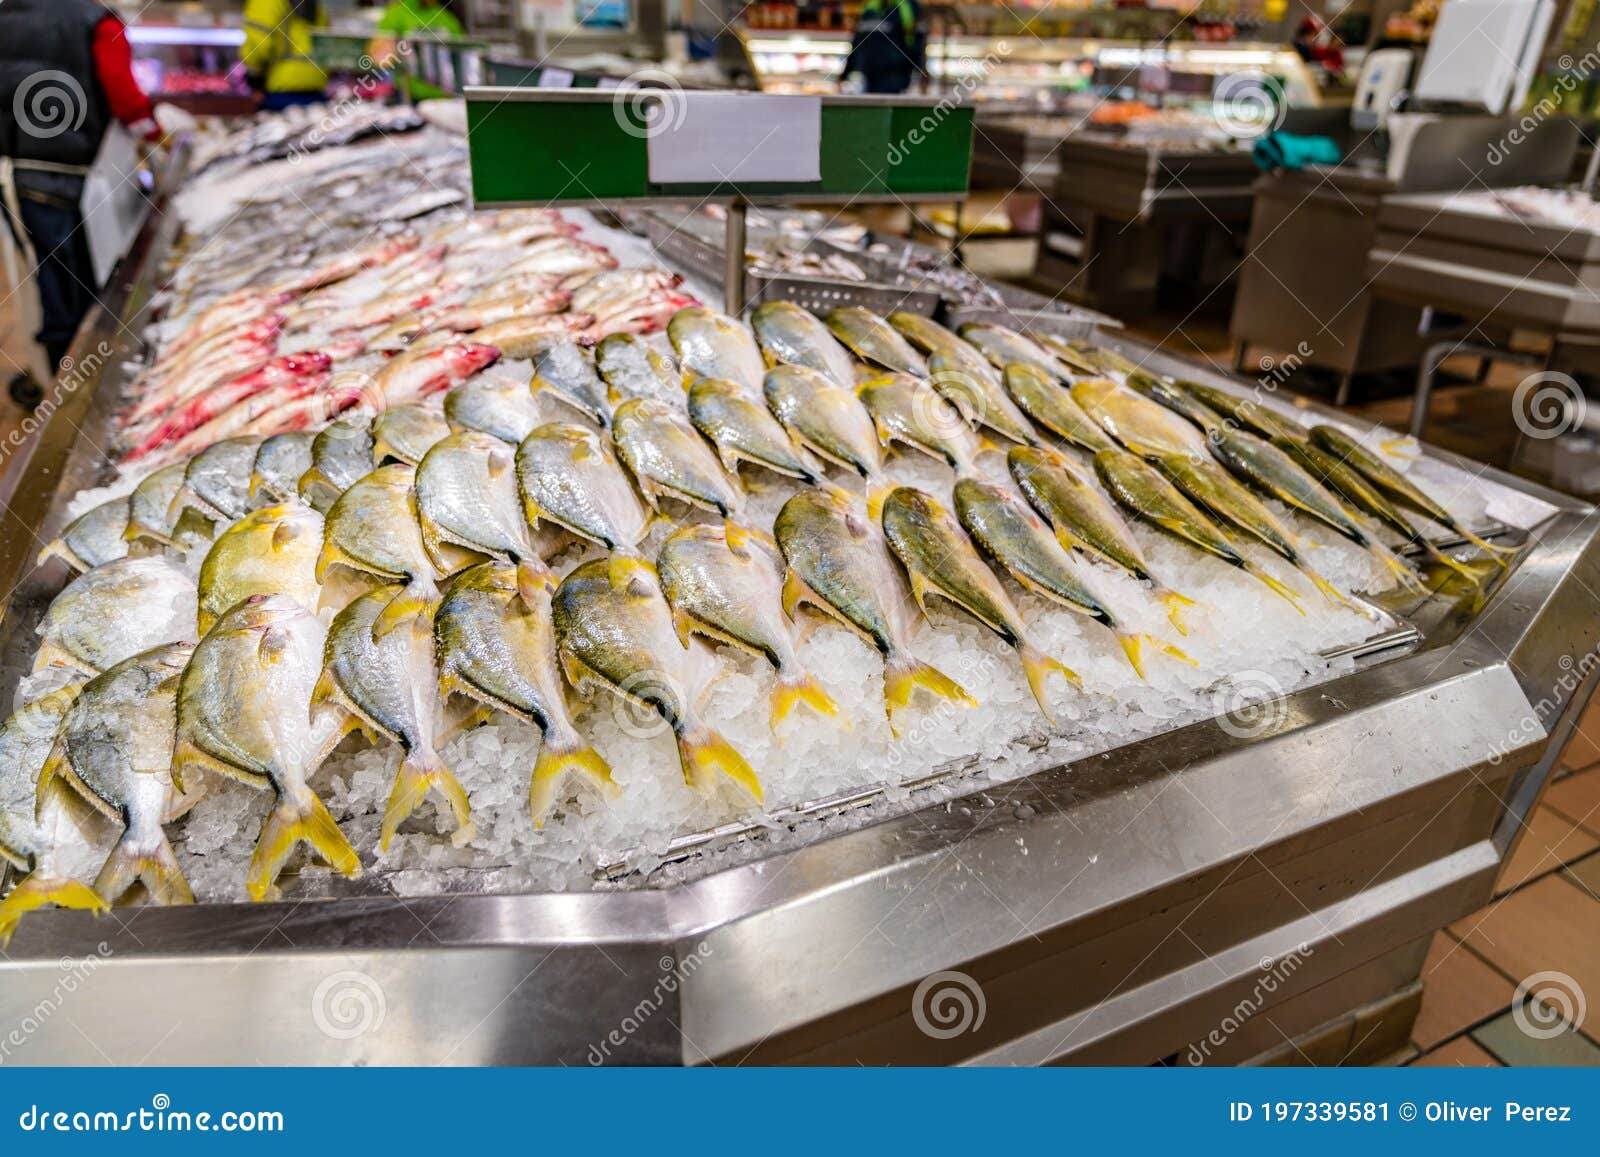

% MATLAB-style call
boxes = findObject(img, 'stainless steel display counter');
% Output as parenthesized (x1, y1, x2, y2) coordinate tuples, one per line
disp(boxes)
(1, 174, 1596, 1068)
(1031, 133, 1259, 315)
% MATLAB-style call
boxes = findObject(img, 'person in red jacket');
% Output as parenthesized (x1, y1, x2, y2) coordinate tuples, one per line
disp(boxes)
(1, 0, 163, 398)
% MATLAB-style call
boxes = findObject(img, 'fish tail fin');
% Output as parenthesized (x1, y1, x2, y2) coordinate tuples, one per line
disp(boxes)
(1248, 566, 1305, 614)
(1118, 631, 1148, 679)
(1155, 587, 1195, 635)
(866, 483, 894, 522)
(1371, 543, 1427, 592)
(515, 558, 557, 605)
(1423, 539, 1488, 589)
(771, 668, 844, 729)
(35, 538, 79, 570)
(608, 551, 651, 590)
(95, 829, 194, 908)
(1457, 525, 1518, 563)
(1305, 567, 1351, 608)
(248, 788, 362, 902)
(676, 722, 762, 801)
(530, 735, 618, 827)
(1019, 642, 1081, 723)
(373, 578, 438, 639)
(382, 749, 474, 852)
(0, 874, 108, 946)
(883, 652, 975, 734)
(723, 519, 757, 557)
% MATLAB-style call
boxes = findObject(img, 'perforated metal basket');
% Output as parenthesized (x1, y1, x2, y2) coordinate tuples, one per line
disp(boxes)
(641, 213, 944, 317)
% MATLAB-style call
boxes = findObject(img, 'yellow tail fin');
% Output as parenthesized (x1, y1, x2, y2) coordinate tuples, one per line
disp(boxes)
(529, 738, 618, 827)
(94, 830, 194, 908)
(1117, 632, 1197, 678)
(0, 874, 107, 947)
(771, 669, 845, 730)
(516, 558, 557, 605)
(1372, 544, 1427, 593)
(248, 788, 361, 901)
(1305, 568, 1351, 609)
(866, 483, 894, 522)
(1457, 526, 1518, 564)
(1018, 642, 1081, 724)
(1424, 540, 1488, 589)
(1246, 565, 1305, 614)
(883, 652, 975, 736)
(1155, 587, 1194, 636)
(373, 580, 437, 639)
(608, 552, 651, 591)
(381, 751, 474, 851)
(676, 722, 763, 801)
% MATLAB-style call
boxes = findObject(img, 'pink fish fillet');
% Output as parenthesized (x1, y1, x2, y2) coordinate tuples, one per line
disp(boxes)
(366, 342, 502, 409)
(582, 292, 698, 340)
(124, 351, 334, 462)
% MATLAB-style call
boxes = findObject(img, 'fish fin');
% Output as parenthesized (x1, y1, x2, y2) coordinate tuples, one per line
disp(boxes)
(373, 579, 438, 639)
(608, 552, 651, 591)
(883, 652, 975, 736)
(671, 607, 698, 648)
(248, 788, 361, 902)
(0, 874, 107, 947)
(1371, 543, 1427, 592)
(676, 722, 762, 801)
(559, 649, 603, 698)
(381, 749, 474, 852)
(1305, 568, 1352, 609)
(1456, 525, 1518, 563)
(866, 484, 894, 522)
(780, 569, 818, 620)
(94, 829, 194, 907)
(723, 519, 756, 558)
(1019, 642, 1081, 723)
(904, 569, 935, 619)
(1247, 565, 1306, 614)
(314, 536, 353, 582)
(258, 626, 293, 664)
(33, 743, 67, 809)
(714, 443, 741, 474)
(1118, 632, 1148, 680)
(1154, 587, 1194, 636)
(1423, 539, 1489, 590)
(35, 538, 82, 571)
(530, 735, 618, 826)
(515, 558, 557, 605)
(869, 416, 894, 448)
(771, 669, 845, 730)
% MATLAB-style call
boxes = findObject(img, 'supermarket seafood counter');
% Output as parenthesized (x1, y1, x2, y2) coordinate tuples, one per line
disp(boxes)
(0, 117, 1597, 1067)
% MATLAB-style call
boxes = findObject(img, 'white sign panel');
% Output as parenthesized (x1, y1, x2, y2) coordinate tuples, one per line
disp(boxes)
(646, 93, 821, 185)
(538, 67, 574, 89)
(80, 124, 145, 287)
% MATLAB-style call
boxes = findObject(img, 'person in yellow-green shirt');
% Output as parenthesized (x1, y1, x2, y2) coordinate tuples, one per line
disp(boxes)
(368, 0, 464, 84)
(242, 0, 328, 109)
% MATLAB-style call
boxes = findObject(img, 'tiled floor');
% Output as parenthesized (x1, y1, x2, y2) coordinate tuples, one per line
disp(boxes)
(1396, 698, 1600, 1066)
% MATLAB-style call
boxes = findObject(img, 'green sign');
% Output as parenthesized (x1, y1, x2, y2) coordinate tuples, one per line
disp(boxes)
(463, 89, 974, 207)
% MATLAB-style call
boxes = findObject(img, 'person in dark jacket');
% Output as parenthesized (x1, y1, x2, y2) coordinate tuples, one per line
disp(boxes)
(842, 0, 924, 95)
(0, 0, 161, 381)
